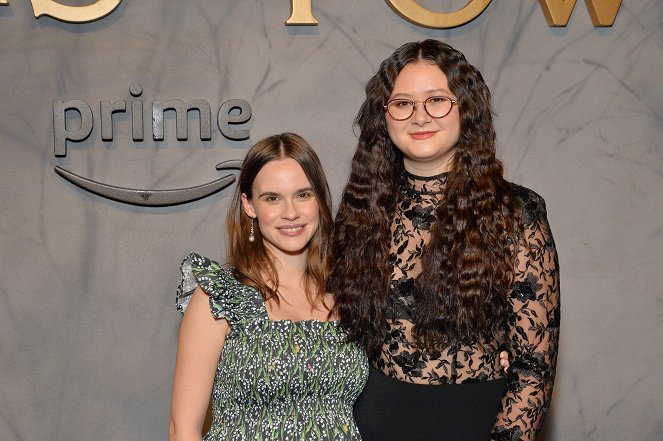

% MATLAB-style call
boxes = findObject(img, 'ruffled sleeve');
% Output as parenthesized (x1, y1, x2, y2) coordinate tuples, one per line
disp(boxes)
(492, 187, 560, 441)
(176, 253, 266, 326)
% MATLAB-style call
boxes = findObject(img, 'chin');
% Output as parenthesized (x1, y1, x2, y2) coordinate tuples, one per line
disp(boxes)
(274, 238, 315, 255)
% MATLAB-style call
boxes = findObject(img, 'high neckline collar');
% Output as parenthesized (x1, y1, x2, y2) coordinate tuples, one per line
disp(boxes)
(402, 169, 449, 195)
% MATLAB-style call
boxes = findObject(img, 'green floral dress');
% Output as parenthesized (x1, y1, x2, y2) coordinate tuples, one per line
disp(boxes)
(177, 253, 368, 441)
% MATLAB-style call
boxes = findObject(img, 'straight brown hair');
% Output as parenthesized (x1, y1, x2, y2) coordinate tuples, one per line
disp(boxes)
(227, 133, 333, 307)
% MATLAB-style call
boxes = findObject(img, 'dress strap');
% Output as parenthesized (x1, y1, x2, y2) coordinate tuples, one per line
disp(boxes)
(176, 253, 267, 326)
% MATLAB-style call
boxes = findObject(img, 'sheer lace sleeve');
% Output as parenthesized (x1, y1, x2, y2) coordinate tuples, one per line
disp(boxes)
(492, 189, 560, 441)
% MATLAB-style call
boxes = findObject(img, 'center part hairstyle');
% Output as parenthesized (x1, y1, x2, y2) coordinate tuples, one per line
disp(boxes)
(227, 133, 333, 306)
(329, 40, 521, 356)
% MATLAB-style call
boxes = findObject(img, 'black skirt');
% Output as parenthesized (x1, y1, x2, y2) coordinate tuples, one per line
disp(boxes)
(354, 366, 506, 441)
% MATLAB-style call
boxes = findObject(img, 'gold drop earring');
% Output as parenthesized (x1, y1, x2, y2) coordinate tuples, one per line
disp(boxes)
(249, 217, 255, 242)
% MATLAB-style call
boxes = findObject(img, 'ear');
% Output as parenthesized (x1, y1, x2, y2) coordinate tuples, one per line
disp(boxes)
(241, 193, 256, 219)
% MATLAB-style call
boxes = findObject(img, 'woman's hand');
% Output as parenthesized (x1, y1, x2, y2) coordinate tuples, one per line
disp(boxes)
(499, 350, 509, 372)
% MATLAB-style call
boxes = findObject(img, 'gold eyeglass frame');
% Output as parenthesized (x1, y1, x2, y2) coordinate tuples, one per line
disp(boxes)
(384, 96, 458, 121)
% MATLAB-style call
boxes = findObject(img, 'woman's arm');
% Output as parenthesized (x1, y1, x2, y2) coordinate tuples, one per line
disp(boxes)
(169, 286, 230, 441)
(492, 195, 560, 441)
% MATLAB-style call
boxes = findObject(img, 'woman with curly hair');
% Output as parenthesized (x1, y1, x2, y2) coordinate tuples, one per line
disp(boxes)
(329, 40, 560, 441)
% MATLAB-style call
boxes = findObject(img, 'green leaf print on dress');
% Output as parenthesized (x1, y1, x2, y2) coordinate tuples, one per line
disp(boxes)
(177, 253, 369, 441)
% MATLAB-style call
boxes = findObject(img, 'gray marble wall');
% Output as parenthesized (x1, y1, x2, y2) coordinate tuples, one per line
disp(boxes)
(1, 1, 662, 440)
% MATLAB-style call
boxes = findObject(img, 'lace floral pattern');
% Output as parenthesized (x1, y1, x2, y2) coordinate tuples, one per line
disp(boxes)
(375, 172, 560, 441)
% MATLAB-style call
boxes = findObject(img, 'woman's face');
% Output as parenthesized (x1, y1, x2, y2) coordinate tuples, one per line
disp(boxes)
(241, 158, 320, 261)
(385, 61, 461, 176)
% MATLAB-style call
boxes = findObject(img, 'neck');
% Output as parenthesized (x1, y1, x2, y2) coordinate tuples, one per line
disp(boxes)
(403, 157, 452, 177)
(268, 246, 319, 313)
(402, 167, 449, 195)
(267, 245, 308, 287)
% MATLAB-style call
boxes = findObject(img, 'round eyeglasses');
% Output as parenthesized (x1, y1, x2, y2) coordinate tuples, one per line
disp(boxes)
(384, 96, 458, 121)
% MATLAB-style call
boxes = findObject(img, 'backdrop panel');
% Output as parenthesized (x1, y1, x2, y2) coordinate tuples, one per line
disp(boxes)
(1, 1, 662, 440)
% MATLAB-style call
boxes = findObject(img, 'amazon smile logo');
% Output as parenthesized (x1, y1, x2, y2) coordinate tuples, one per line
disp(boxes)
(53, 83, 251, 206)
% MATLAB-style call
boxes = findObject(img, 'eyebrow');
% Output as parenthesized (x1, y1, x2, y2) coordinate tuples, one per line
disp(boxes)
(257, 187, 314, 198)
(390, 89, 452, 98)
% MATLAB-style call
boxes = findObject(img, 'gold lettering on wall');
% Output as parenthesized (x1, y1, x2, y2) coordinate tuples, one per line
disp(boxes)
(539, 0, 576, 27)
(585, 0, 622, 26)
(540, 0, 622, 27)
(385, 0, 492, 29)
(30, 0, 122, 23)
(285, 0, 318, 26)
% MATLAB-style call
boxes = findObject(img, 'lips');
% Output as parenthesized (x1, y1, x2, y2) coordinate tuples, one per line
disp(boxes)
(409, 131, 437, 140)
(276, 224, 307, 236)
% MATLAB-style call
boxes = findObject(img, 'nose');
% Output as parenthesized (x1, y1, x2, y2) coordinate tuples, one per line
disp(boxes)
(411, 102, 431, 125)
(282, 198, 300, 220)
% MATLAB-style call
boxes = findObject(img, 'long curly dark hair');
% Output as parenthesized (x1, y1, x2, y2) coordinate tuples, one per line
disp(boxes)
(228, 133, 333, 307)
(329, 40, 521, 356)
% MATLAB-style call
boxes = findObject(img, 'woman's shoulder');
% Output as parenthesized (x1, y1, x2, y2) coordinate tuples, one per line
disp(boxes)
(183, 252, 238, 289)
(509, 183, 549, 226)
(176, 252, 265, 323)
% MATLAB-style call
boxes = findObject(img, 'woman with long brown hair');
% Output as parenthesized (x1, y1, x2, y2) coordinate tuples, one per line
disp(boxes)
(329, 40, 560, 440)
(169, 133, 368, 440)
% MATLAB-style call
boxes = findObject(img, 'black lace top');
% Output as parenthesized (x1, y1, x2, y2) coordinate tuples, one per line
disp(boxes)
(374, 171, 560, 441)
